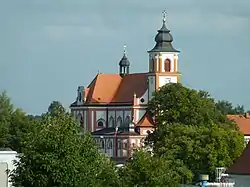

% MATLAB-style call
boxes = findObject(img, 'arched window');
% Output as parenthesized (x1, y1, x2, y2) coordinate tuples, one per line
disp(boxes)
(117, 116, 122, 127)
(109, 116, 115, 127)
(117, 139, 121, 149)
(107, 139, 113, 149)
(100, 139, 105, 149)
(124, 116, 130, 127)
(96, 118, 105, 127)
(151, 58, 155, 72)
(164, 59, 171, 72)
(77, 113, 83, 126)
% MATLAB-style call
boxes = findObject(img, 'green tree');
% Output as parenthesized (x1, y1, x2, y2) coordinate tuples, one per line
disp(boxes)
(147, 83, 245, 182)
(119, 150, 192, 187)
(7, 108, 37, 153)
(215, 100, 245, 115)
(234, 104, 245, 114)
(9, 108, 119, 187)
(0, 91, 12, 148)
(0, 91, 37, 152)
(48, 101, 66, 116)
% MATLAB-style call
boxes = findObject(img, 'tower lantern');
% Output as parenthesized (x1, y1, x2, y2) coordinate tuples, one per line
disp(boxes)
(119, 44, 130, 77)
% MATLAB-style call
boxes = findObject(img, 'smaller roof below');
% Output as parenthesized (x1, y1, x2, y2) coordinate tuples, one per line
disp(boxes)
(136, 112, 154, 127)
(227, 142, 250, 175)
(227, 114, 250, 135)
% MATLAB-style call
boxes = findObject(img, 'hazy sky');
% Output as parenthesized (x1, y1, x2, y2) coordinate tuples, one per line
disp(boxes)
(0, 0, 250, 114)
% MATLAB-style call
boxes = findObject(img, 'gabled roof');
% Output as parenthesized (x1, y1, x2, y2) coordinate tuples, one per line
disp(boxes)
(227, 114, 250, 135)
(227, 142, 250, 175)
(85, 74, 122, 104)
(136, 112, 154, 127)
(72, 73, 148, 106)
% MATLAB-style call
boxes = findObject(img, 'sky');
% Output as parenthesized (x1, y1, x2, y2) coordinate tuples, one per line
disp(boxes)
(0, 0, 250, 115)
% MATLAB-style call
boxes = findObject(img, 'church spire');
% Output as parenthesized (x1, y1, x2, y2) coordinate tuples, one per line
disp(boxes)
(148, 10, 179, 53)
(119, 44, 130, 77)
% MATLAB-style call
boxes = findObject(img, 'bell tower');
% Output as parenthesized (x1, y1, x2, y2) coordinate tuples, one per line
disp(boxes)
(119, 45, 130, 77)
(148, 11, 181, 100)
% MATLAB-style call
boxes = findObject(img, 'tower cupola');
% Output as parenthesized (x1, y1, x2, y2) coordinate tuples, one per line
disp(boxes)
(119, 45, 130, 77)
(149, 10, 179, 53)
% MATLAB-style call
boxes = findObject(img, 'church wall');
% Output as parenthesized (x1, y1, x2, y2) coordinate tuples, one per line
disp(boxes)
(95, 135, 145, 158)
(71, 106, 147, 132)
(148, 76, 155, 101)
(84, 110, 87, 130)
(140, 127, 154, 136)
(76, 107, 134, 131)
(138, 89, 148, 105)
(158, 76, 178, 87)
(124, 110, 132, 121)
(160, 53, 175, 72)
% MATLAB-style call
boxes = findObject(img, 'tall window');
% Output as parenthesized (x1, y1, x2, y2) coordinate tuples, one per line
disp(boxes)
(164, 59, 171, 72)
(77, 113, 83, 126)
(107, 139, 113, 149)
(151, 58, 155, 72)
(117, 139, 121, 149)
(124, 116, 130, 127)
(109, 116, 115, 127)
(117, 117, 122, 127)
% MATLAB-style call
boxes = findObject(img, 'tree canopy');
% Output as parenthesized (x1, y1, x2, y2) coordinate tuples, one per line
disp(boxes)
(9, 107, 119, 187)
(215, 100, 245, 115)
(0, 91, 35, 152)
(47, 100, 66, 116)
(146, 83, 245, 183)
(119, 150, 192, 187)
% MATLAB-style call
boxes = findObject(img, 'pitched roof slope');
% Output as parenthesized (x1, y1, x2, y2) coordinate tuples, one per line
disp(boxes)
(137, 112, 154, 127)
(227, 114, 250, 135)
(227, 142, 250, 175)
(85, 74, 122, 103)
(83, 73, 148, 104)
(113, 73, 148, 103)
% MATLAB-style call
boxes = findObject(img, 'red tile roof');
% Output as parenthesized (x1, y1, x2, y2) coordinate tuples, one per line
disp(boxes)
(227, 114, 250, 135)
(84, 73, 148, 104)
(136, 112, 154, 127)
(227, 142, 250, 175)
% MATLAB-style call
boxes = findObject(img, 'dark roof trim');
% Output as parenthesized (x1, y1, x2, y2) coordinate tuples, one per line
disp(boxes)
(70, 102, 133, 107)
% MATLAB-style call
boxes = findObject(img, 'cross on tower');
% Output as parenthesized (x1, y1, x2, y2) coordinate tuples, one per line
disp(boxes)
(123, 44, 127, 55)
(162, 10, 167, 23)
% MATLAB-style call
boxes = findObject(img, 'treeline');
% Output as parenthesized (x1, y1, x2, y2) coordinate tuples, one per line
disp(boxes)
(0, 85, 246, 186)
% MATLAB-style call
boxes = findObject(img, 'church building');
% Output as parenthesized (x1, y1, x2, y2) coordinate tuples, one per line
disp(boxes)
(70, 12, 181, 163)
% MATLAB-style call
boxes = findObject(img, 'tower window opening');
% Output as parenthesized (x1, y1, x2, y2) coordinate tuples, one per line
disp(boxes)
(151, 58, 155, 72)
(164, 59, 171, 72)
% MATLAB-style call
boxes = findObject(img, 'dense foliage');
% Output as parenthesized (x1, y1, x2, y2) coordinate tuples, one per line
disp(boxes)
(147, 83, 245, 182)
(0, 91, 35, 152)
(0, 88, 247, 186)
(215, 100, 245, 115)
(9, 108, 119, 187)
(119, 150, 192, 187)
